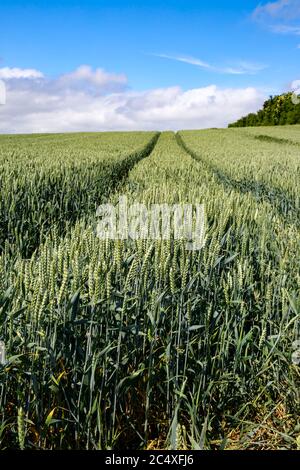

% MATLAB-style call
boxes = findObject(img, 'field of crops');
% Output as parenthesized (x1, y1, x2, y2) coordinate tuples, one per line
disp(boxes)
(0, 127, 299, 450)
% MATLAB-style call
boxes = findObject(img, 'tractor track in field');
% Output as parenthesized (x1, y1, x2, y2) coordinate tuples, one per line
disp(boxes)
(100, 131, 161, 202)
(248, 133, 300, 146)
(175, 132, 300, 229)
(105, 131, 160, 193)
(0, 132, 161, 258)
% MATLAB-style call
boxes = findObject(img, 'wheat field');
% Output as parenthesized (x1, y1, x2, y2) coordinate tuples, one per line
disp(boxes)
(0, 127, 299, 450)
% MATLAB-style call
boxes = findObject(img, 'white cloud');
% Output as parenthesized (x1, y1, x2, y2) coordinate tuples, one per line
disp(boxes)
(220, 63, 267, 75)
(115, 85, 264, 130)
(253, 0, 293, 19)
(155, 54, 211, 69)
(153, 53, 266, 75)
(253, 0, 300, 34)
(271, 23, 300, 32)
(0, 65, 265, 133)
(58, 65, 128, 91)
(0, 67, 44, 80)
(0, 80, 5, 105)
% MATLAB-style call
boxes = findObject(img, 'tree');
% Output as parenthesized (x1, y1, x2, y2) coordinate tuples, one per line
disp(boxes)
(228, 93, 300, 127)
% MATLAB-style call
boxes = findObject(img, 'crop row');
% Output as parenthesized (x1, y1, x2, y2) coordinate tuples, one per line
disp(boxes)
(0, 132, 159, 257)
(178, 130, 300, 225)
(0, 131, 299, 449)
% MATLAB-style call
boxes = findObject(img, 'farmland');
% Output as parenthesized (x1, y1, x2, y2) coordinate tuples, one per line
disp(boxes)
(0, 127, 299, 450)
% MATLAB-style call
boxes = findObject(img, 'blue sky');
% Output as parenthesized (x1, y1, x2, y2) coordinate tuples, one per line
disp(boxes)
(1, 0, 300, 132)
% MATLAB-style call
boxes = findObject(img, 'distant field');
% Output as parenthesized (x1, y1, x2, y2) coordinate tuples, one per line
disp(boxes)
(0, 127, 299, 450)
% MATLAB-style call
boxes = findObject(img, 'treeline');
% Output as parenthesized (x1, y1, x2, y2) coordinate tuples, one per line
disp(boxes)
(228, 92, 300, 127)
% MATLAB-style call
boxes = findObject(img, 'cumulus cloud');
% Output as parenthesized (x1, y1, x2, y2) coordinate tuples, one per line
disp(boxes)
(0, 65, 265, 133)
(59, 65, 127, 86)
(0, 67, 44, 79)
(115, 86, 264, 130)
(0, 80, 5, 105)
(153, 54, 266, 75)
